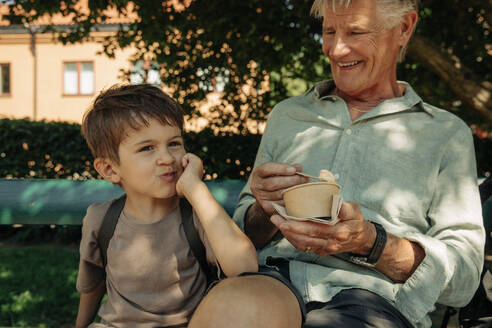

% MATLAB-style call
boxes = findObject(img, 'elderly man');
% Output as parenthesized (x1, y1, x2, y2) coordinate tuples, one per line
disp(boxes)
(215, 0, 484, 328)
(190, 1, 485, 327)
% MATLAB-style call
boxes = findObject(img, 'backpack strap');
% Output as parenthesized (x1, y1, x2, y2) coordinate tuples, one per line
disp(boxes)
(97, 195, 214, 283)
(180, 198, 215, 284)
(98, 194, 127, 268)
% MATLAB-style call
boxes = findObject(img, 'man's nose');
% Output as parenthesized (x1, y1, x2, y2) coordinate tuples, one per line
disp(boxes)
(330, 35, 350, 58)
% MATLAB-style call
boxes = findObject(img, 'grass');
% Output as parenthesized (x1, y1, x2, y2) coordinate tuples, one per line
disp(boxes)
(0, 245, 79, 328)
(0, 244, 458, 328)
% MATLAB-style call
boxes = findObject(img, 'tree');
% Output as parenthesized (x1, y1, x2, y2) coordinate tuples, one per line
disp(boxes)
(4, 0, 491, 131)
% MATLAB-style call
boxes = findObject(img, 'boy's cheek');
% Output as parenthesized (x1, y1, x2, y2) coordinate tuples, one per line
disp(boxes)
(176, 167, 183, 178)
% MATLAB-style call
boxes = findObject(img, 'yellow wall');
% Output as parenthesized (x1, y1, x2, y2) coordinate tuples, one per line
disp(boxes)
(0, 31, 133, 123)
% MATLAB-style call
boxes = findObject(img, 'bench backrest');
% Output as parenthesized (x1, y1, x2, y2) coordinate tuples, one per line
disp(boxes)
(0, 179, 246, 225)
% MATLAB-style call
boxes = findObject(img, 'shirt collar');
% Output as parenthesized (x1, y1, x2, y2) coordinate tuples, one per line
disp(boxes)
(308, 80, 433, 121)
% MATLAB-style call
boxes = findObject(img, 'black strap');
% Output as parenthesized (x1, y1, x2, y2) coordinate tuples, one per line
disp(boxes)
(97, 195, 214, 284)
(180, 198, 216, 284)
(98, 194, 126, 268)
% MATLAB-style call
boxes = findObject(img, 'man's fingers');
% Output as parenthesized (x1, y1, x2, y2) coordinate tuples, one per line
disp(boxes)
(271, 216, 331, 238)
(255, 162, 300, 178)
(338, 201, 363, 221)
(255, 174, 306, 193)
(270, 216, 344, 253)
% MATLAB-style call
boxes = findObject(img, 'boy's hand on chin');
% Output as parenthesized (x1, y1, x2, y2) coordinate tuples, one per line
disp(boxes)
(176, 153, 204, 197)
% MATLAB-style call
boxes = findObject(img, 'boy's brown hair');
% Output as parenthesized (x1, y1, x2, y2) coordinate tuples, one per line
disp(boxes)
(82, 84, 184, 164)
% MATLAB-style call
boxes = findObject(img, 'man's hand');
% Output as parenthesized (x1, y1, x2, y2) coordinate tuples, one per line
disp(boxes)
(269, 201, 376, 255)
(250, 162, 308, 216)
(269, 201, 425, 282)
(244, 162, 307, 248)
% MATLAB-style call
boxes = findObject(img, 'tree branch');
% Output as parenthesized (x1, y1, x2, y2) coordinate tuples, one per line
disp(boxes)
(407, 34, 492, 123)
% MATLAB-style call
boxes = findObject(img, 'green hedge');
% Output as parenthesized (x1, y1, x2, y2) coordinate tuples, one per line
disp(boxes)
(0, 118, 261, 181)
(0, 118, 490, 181)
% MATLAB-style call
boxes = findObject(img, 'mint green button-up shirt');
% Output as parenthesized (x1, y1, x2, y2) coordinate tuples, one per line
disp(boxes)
(233, 80, 485, 328)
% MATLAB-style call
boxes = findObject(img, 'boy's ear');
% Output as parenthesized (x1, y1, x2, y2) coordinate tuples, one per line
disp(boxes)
(94, 158, 121, 184)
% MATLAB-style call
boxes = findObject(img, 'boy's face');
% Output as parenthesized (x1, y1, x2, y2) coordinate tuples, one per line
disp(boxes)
(112, 118, 186, 201)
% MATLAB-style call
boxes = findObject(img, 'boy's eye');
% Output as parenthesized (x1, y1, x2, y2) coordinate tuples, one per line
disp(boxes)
(138, 145, 153, 152)
(169, 141, 182, 147)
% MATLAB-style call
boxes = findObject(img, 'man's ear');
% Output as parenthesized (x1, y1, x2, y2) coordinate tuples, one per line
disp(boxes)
(94, 158, 121, 184)
(398, 10, 418, 46)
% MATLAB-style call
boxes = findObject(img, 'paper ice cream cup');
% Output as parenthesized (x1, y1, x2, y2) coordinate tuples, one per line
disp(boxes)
(282, 182, 340, 219)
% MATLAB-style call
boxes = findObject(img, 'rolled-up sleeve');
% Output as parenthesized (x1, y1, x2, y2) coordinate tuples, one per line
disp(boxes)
(394, 126, 485, 323)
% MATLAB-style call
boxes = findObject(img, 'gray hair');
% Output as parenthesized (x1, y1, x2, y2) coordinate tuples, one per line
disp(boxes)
(311, 0, 418, 62)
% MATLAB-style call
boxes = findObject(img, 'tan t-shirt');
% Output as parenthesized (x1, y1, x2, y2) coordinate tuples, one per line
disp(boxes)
(76, 198, 218, 328)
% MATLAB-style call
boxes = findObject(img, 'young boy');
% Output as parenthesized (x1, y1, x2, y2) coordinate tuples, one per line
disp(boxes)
(75, 84, 258, 328)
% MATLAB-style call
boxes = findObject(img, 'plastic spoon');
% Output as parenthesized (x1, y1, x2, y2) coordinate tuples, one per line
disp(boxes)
(295, 172, 328, 182)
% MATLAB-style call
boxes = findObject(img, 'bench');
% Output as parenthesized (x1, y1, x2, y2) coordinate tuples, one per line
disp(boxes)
(0, 178, 246, 225)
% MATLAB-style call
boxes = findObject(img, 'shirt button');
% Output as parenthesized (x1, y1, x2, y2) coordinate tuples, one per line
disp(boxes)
(346, 129, 352, 135)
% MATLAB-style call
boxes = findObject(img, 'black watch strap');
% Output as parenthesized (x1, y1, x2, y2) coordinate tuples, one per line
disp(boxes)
(366, 221, 387, 264)
(349, 221, 387, 267)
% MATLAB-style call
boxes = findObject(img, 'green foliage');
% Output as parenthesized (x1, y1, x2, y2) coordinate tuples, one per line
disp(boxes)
(0, 245, 79, 327)
(0, 118, 261, 180)
(4, 0, 490, 129)
(0, 119, 94, 180)
(0, 225, 81, 245)
(398, 0, 491, 127)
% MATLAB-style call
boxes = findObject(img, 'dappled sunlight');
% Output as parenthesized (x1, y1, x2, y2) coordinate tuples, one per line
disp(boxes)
(384, 128, 416, 152)
(0, 269, 12, 279)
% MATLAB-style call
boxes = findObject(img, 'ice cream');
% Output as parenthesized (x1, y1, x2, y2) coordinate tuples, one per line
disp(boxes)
(319, 169, 335, 183)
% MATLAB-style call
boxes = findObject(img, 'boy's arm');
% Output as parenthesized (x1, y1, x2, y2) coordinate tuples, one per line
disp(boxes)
(76, 280, 106, 328)
(177, 154, 258, 277)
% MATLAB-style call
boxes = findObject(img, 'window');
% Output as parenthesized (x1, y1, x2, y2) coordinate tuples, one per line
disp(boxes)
(0, 63, 10, 95)
(63, 62, 94, 95)
(196, 67, 228, 93)
(130, 60, 161, 86)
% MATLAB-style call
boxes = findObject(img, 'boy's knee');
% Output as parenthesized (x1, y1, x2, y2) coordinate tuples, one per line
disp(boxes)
(189, 275, 302, 328)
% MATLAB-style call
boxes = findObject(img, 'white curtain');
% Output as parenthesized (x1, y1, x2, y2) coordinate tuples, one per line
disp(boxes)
(80, 62, 94, 95)
(64, 63, 78, 94)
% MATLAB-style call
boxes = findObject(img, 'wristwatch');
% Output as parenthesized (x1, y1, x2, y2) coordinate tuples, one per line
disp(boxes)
(348, 221, 387, 267)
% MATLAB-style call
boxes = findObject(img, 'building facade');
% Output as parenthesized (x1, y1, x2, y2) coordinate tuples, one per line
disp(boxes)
(0, 23, 134, 123)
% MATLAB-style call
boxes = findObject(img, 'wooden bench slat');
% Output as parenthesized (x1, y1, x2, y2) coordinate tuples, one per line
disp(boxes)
(0, 179, 246, 225)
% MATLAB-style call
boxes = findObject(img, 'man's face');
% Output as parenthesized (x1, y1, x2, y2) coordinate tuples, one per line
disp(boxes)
(113, 118, 186, 202)
(322, 0, 401, 97)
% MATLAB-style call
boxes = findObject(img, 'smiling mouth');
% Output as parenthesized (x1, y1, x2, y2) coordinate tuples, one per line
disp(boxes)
(338, 60, 361, 68)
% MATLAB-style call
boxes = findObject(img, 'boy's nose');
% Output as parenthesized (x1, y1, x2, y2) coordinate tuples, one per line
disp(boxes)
(156, 150, 175, 165)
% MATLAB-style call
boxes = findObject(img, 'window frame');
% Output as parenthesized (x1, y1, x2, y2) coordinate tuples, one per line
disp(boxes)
(0, 63, 11, 97)
(62, 61, 95, 96)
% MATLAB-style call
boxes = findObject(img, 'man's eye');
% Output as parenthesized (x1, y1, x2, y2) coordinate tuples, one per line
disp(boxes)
(139, 145, 153, 152)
